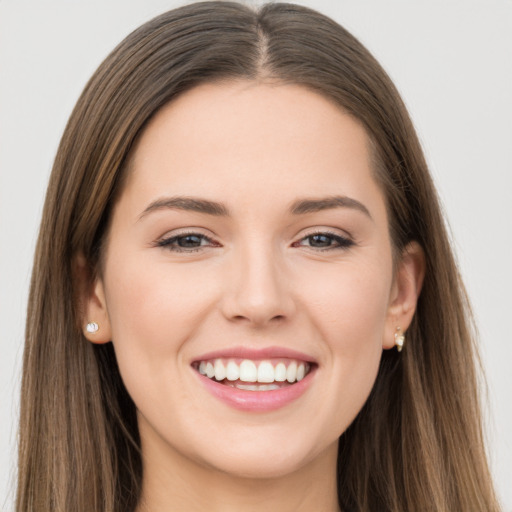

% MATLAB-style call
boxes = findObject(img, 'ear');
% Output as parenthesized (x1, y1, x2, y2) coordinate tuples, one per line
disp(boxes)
(73, 253, 112, 344)
(383, 241, 425, 350)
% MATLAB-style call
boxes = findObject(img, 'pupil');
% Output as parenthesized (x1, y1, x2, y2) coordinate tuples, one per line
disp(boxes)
(310, 234, 331, 247)
(178, 235, 202, 247)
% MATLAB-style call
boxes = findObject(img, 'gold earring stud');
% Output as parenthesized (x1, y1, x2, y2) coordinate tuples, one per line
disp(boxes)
(395, 327, 405, 352)
(86, 322, 99, 334)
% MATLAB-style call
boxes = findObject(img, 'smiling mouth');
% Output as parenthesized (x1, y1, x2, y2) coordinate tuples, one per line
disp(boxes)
(192, 358, 314, 391)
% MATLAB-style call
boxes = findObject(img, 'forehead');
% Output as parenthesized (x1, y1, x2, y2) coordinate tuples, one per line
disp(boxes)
(121, 80, 386, 220)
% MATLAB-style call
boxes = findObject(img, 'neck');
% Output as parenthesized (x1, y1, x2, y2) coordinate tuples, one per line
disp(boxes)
(135, 435, 340, 512)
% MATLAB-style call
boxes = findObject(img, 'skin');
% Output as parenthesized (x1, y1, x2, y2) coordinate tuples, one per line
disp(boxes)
(82, 81, 424, 511)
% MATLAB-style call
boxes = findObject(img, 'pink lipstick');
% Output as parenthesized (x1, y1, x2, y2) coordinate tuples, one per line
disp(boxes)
(191, 346, 317, 412)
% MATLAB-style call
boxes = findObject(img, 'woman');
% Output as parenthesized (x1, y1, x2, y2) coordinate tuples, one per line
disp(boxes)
(16, 2, 500, 511)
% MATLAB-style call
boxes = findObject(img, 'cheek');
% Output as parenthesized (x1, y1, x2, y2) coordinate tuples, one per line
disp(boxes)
(294, 258, 391, 419)
(103, 251, 221, 368)
(297, 257, 392, 348)
(102, 257, 224, 432)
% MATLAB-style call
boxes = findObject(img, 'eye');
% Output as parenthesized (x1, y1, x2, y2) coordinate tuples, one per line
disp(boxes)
(156, 232, 219, 252)
(294, 231, 354, 251)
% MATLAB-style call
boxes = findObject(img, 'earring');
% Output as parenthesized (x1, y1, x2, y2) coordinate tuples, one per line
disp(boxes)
(394, 327, 405, 352)
(86, 322, 99, 334)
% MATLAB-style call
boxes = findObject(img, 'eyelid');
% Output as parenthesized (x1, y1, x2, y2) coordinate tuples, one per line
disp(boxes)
(292, 228, 355, 251)
(299, 226, 353, 239)
(152, 227, 354, 253)
(153, 228, 221, 252)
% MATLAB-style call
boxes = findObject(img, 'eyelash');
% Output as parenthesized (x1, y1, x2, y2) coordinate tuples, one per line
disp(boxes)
(292, 231, 354, 251)
(155, 232, 218, 253)
(155, 230, 354, 253)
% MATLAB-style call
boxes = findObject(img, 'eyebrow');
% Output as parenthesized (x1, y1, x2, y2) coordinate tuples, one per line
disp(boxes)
(139, 196, 230, 220)
(138, 194, 371, 220)
(290, 195, 372, 219)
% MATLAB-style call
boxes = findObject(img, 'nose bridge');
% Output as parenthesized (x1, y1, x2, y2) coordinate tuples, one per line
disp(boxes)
(222, 235, 294, 325)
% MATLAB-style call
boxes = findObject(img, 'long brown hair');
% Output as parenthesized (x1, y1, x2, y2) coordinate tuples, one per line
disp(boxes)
(17, 2, 500, 510)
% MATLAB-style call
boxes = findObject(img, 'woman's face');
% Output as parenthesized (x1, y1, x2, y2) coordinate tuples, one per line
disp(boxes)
(87, 81, 417, 480)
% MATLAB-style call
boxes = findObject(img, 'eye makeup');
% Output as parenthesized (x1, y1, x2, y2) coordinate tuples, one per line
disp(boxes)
(154, 228, 355, 254)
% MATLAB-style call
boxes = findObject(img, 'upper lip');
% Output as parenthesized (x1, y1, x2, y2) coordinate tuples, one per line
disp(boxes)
(191, 346, 317, 364)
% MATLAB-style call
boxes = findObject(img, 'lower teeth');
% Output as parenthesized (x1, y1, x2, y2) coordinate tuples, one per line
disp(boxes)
(225, 382, 283, 391)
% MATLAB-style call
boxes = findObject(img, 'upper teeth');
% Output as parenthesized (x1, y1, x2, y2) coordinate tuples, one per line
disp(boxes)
(197, 359, 309, 384)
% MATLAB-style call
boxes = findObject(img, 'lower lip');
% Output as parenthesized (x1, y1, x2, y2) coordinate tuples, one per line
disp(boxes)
(195, 368, 316, 412)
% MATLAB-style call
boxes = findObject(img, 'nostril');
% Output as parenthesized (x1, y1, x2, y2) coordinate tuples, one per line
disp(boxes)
(230, 314, 286, 325)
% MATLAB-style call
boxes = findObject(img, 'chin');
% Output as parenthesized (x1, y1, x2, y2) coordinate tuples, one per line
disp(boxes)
(196, 440, 333, 480)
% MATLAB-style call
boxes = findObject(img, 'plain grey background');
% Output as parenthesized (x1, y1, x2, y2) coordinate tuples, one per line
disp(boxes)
(1, 0, 511, 510)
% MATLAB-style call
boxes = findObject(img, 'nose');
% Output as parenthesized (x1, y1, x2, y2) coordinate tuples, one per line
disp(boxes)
(220, 243, 296, 327)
